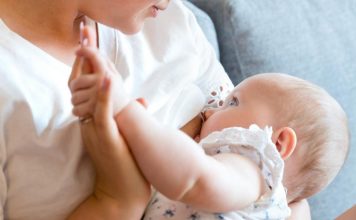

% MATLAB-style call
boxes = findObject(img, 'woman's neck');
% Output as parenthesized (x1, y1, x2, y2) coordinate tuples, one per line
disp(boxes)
(0, 0, 82, 39)
(0, 0, 85, 65)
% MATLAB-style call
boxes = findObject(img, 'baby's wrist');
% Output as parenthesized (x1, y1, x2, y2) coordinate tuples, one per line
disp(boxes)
(112, 97, 130, 117)
(115, 100, 143, 124)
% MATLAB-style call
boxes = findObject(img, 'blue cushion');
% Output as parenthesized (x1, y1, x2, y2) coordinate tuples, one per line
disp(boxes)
(189, 0, 356, 219)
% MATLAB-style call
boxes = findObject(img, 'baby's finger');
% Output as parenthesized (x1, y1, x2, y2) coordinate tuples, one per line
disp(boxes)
(76, 47, 107, 75)
(72, 100, 96, 117)
(69, 74, 101, 93)
(71, 88, 96, 106)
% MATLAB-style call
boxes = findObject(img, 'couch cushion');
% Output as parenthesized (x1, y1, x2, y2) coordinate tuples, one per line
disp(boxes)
(189, 0, 356, 219)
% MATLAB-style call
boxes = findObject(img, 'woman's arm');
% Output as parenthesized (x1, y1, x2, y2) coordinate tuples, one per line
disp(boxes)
(67, 81, 150, 220)
(67, 28, 150, 219)
(67, 132, 150, 220)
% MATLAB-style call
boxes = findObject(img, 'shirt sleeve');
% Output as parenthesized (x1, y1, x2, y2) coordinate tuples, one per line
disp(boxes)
(183, 4, 234, 109)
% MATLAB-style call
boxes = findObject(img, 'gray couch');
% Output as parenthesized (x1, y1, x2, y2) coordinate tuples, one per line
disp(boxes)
(185, 0, 356, 219)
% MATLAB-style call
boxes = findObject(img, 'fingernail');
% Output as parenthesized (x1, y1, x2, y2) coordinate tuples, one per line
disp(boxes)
(82, 38, 88, 47)
(80, 21, 84, 31)
(101, 75, 110, 92)
(79, 21, 84, 44)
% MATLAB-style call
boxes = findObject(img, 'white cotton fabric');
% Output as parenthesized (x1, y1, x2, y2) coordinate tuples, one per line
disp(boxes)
(144, 125, 291, 220)
(0, 0, 233, 219)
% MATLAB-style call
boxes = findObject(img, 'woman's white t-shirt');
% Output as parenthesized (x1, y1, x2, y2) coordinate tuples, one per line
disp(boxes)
(0, 0, 232, 219)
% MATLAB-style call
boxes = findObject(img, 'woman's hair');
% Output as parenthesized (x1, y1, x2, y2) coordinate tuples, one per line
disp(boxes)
(257, 73, 350, 202)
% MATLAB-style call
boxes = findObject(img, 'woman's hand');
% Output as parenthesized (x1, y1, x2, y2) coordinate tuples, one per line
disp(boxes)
(69, 24, 129, 119)
(68, 76, 151, 219)
(67, 24, 150, 219)
(69, 46, 130, 118)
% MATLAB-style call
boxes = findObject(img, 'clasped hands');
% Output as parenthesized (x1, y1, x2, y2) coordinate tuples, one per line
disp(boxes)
(67, 24, 150, 219)
(69, 31, 129, 122)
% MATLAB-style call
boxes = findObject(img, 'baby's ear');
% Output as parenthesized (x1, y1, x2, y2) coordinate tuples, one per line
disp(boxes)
(272, 127, 297, 160)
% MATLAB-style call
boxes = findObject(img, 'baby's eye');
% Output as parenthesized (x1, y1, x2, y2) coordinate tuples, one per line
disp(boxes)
(227, 96, 239, 107)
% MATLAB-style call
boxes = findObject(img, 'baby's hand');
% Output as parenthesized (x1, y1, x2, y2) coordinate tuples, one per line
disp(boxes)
(69, 45, 129, 119)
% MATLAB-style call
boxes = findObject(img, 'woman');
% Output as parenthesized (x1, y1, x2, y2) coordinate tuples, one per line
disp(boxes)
(0, 0, 232, 219)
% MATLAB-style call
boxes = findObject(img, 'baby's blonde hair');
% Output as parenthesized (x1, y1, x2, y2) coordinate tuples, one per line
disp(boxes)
(254, 73, 350, 202)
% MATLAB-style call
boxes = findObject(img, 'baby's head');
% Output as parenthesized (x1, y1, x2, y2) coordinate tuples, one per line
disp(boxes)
(253, 73, 349, 203)
(200, 73, 349, 203)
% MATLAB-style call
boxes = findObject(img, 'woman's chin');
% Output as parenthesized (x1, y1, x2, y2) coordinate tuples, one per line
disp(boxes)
(115, 22, 144, 35)
(119, 26, 142, 35)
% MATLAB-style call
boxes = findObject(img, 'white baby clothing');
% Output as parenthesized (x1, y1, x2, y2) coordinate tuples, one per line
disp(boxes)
(0, 0, 233, 219)
(143, 125, 291, 220)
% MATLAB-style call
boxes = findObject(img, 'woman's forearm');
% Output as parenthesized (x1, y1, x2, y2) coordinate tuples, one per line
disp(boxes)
(67, 192, 147, 220)
(69, 113, 151, 219)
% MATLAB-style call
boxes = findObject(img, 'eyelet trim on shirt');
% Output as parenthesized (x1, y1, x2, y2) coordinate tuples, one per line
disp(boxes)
(204, 82, 232, 109)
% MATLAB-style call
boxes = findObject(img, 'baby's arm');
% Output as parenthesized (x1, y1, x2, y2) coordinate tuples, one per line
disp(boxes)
(116, 100, 265, 212)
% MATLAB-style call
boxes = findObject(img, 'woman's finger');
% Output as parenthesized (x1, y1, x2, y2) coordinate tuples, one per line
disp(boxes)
(94, 76, 114, 131)
(81, 23, 97, 48)
(93, 75, 124, 145)
(68, 23, 97, 86)
(76, 47, 107, 75)
(80, 23, 96, 73)
(68, 56, 83, 86)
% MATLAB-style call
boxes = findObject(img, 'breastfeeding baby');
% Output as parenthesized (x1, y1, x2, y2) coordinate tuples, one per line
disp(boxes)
(69, 30, 349, 219)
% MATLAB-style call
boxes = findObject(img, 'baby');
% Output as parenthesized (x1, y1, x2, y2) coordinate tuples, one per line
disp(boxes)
(69, 44, 349, 219)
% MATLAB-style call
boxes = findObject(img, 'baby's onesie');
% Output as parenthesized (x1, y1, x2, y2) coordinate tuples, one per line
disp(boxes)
(144, 125, 291, 220)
